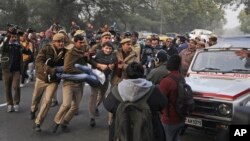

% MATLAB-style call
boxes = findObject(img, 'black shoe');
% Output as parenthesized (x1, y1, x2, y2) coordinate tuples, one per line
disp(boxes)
(61, 125, 70, 133)
(51, 101, 59, 107)
(90, 118, 96, 127)
(95, 108, 99, 117)
(34, 124, 42, 132)
(30, 111, 36, 120)
(51, 123, 59, 133)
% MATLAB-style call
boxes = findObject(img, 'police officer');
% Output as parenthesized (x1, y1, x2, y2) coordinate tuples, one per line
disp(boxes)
(31, 33, 66, 132)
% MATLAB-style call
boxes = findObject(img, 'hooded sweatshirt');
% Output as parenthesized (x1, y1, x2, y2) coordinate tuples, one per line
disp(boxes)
(104, 78, 166, 141)
(117, 78, 152, 102)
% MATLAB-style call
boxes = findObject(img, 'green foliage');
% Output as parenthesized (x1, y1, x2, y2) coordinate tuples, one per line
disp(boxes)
(0, 0, 247, 33)
(0, 0, 29, 30)
(238, 10, 250, 33)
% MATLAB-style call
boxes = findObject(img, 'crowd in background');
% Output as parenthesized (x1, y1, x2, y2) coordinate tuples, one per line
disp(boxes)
(0, 20, 219, 141)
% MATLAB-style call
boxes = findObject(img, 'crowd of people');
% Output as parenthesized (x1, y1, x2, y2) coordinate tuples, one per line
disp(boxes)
(0, 20, 220, 141)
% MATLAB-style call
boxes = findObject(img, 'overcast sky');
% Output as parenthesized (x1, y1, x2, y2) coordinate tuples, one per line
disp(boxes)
(224, 4, 245, 29)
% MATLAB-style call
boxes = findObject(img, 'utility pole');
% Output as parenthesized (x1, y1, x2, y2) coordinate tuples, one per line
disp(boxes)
(160, 7, 163, 35)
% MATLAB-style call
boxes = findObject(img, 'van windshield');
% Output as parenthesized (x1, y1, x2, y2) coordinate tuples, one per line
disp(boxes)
(192, 50, 250, 73)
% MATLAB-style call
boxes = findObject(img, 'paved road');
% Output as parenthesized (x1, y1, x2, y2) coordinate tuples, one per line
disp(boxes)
(0, 80, 215, 141)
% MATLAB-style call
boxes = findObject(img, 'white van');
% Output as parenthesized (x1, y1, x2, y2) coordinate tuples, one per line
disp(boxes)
(189, 29, 213, 41)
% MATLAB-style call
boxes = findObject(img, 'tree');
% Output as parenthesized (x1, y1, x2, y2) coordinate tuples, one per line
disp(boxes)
(157, 0, 225, 33)
(0, 0, 28, 30)
(238, 10, 250, 33)
(0, 0, 248, 34)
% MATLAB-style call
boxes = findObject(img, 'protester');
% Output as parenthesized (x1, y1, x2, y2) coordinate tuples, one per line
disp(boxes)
(104, 62, 166, 141)
(146, 50, 169, 84)
(179, 39, 197, 76)
(159, 55, 185, 141)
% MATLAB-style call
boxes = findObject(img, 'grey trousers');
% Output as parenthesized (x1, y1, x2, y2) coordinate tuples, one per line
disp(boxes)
(2, 69, 21, 105)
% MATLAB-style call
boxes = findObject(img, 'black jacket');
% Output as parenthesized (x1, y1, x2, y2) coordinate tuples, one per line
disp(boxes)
(162, 45, 178, 57)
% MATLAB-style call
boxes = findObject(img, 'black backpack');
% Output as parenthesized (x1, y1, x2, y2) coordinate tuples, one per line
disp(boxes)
(169, 75, 195, 118)
(112, 86, 155, 141)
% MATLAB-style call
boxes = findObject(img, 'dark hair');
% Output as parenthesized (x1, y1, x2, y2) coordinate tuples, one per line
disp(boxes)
(156, 50, 168, 63)
(179, 36, 186, 42)
(189, 39, 197, 45)
(167, 55, 181, 71)
(209, 36, 217, 42)
(102, 42, 113, 48)
(125, 62, 144, 79)
(132, 31, 139, 38)
(124, 31, 131, 37)
(74, 34, 84, 42)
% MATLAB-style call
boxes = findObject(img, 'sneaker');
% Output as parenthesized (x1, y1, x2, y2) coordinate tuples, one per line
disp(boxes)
(34, 124, 42, 132)
(95, 108, 100, 117)
(90, 118, 96, 127)
(7, 105, 13, 113)
(13, 105, 19, 112)
(51, 100, 59, 107)
(51, 123, 59, 133)
(20, 84, 25, 88)
(30, 111, 36, 120)
(61, 125, 70, 133)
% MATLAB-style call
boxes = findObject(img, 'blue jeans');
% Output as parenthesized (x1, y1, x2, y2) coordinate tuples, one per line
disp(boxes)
(60, 64, 101, 87)
(163, 122, 185, 141)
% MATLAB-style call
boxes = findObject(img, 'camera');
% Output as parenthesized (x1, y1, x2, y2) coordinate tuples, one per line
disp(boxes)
(7, 23, 22, 35)
(26, 27, 34, 33)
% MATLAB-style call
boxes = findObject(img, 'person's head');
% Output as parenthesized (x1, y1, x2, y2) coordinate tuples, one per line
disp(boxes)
(165, 38, 173, 48)
(74, 30, 86, 37)
(71, 20, 76, 25)
(74, 34, 86, 49)
(167, 55, 181, 71)
(120, 38, 132, 53)
(104, 24, 108, 28)
(208, 35, 217, 46)
(101, 32, 111, 43)
(179, 36, 186, 43)
(19, 32, 27, 42)
(87, 23, 92, 28)
(39, 31, 45, 38)
(131, 31, 138, 44)
(125, 62, 144, 79)
(123, 31, 132, 39)
(195, 36, 201, 42)
(52, 33, 65, 50)
(145, 38, 151, 46)
(151, 36, 159, 47)
(102, 42, 113, 55)
(95, 34, 102, 43)
(188, 39, 197, 49)
(196, 41, 205, 49)
(58, 30, 69, 42)
(53, 19, 60, 25)
(9, 33, 17, 43)
(154, 50, 168, 67)
(45, 29, 54, 39)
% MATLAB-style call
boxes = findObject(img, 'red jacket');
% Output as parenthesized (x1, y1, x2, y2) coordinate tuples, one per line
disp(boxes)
(159, 71, 185, 125)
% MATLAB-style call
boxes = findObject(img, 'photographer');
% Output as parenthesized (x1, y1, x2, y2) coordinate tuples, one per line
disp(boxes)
(1, 24, 30, 112)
